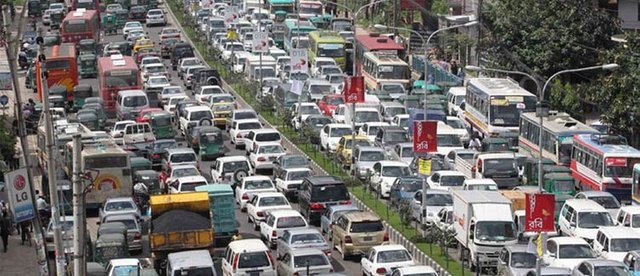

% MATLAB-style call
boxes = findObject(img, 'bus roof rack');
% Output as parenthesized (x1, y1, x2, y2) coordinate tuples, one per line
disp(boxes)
(110, 54, 126, 66)
(590, 134, 627, 145)
(73, 8, 86, 16)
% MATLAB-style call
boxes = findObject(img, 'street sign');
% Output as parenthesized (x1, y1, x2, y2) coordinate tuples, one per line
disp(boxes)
(5, 168, 35, 223)
(525, 193, 555, 232)
(413, 121, 437, 153)
(418, 158, 432, 175)
(224, 6, 239, 24)
(291, 80, 304, 95)
(0, 95, 8, 106)
(290, 48, 308, 73)
(344, 76, 364, 103)
(252, 32, 269, 53)
(226, 29, 237, 41)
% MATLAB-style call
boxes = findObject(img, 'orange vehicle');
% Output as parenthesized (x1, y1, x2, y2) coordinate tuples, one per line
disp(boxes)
(61, 8, 100, 45)
(35, 43, 78, 102)
(97, 55, 142, 113)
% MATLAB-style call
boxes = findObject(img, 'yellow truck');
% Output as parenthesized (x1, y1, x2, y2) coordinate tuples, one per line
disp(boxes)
(149, 192, 214, 270)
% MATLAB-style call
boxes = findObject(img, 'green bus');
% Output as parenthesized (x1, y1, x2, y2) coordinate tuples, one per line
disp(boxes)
(283, 19, 317, 53)
(308, 31, 347, 71)
(266, 0, 295, 14)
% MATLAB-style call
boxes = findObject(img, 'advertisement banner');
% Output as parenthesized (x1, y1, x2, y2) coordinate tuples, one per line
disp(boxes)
(344, 76, 364, 103)
(412, 121, 437, 153)
(224, 6, 239, 24)
(290, 48, 308, 73)
(525, 193, 555, 232)
(5, 168, 35, 223)
(252, 32, 269, 53)
(0, 72, 12, 90)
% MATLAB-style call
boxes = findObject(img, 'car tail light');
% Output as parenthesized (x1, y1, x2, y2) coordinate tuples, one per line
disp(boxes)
(134, 233, 141, 240)
(293, 273, 299, 276)
(257, 157, 266, 162)
(236, 133, 242, 138)
(323, 249, 331, 256)
(376, 268, 387, 274)
(257, 211, 264, 217)
(272, 230, 277, 237)
(151, 154, 160, 159)
(339, 200, 352, 205)
(242, 193, 249, 200)
(232, 254, 239, 272)
(309, 202, 325, 210)
(344, 235, 352, 243)
(383, 231, 389, 242)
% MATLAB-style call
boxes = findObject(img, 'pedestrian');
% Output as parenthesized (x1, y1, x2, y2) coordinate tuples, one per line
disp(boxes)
(450, 59, 459, 76)
(468, 131, 483, 151)
(1, 210, 11, 252)
(12, 145, 21, 170)
(19, 221, 31, 246)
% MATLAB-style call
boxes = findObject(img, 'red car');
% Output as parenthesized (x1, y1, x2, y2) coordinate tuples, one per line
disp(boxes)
(136, 108, 163, 123)
(318, 94, 345, 116)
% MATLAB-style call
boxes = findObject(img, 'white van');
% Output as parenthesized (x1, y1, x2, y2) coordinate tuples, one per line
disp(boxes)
(446, 86, 466, 117)
(593, 226, 640, 262)
(122, 122, 155, 146)
(222, 239, 276, 276)
(167, 250, 217, 276)
(558, 199, 615, 242)
(116, 90, 149, 120)
(614, 205, 640, 234)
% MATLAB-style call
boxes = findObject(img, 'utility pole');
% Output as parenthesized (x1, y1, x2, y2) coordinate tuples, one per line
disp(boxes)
(1, 5, 50, 276)
(72, 134, 85, 276)
(392, 0, 399, 38)
(37, 28, 67, 276)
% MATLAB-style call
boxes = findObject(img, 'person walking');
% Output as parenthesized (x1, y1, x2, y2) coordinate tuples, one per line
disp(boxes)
(19, 221, 31, 246)
(1, 211, 11, 252)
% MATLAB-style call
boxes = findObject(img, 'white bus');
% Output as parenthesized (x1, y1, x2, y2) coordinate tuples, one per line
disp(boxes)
(361, 52, 411, 91)
(464, 78, 537, 138)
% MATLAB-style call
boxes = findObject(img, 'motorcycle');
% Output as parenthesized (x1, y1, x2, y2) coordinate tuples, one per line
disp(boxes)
(18, 54, 28, 70)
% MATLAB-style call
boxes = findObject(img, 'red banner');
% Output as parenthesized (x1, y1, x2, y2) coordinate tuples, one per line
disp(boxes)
(344, 76, 365, 103)
(525, 193, 555, 232)
(413, 121, 437, 153)
(401, 0, 426, 10)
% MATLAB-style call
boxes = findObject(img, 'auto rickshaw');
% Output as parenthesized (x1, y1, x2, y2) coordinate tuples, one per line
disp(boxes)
(197, 126, 224, 160)
(212, 102, 235, 129)
(115, 9, 129, 29)
(27, 0, 41, 17)
(102, 12, 118, 35)
(133, 170, 162, 195)
(73, 84, 93, 111)
(93, 233, 129, 266)
(79, 54, 97, 78)
(50, 10, 64, 30)
(131, 157, 153, 175)
(112, 41, 132, 56)
(78, 39, 97, 55)
(543, 172, 576, 196)
(43, 33, 61, 46)
(83, 103, 107, 129)
(49, 86, 68, 108)
(133, 38, 154, 55)
(149, 111, 174, 139)
(77, 110, 100, 130)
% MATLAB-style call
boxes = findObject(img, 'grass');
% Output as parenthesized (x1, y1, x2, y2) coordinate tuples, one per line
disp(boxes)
(166, 1, 471, 274)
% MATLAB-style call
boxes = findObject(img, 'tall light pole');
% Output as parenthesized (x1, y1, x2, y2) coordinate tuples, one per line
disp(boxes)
(375, 21, 477, 116)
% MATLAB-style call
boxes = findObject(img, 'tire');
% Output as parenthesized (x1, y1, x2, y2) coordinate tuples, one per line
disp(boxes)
(253, 221, 260, 231)
(247, 215, 251, 223)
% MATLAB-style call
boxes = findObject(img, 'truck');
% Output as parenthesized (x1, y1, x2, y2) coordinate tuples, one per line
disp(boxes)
(452, 190, 516, 271)
(195, 184, 236, 246)
(149, 192, 214, 270)
(454, 152, 520, 189)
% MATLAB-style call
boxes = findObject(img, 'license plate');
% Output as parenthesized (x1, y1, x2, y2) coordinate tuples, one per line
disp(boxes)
(268, 156, 276, 161)
(247, 270, 262, 276)
(363, 236, 373, 241)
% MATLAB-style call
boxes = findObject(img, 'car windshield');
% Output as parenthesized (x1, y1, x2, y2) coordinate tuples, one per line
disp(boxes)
(312, 185, 349, 202)
(245, 180, 273, 190)
(201, 87, 223, 95)
(386, 107, 406, 118)
(113, 266, 138, 276)
(237, 252, 270, 269)
(558, 245, 594, 258)
(148, 77, 168, 85)
(577, 212, 614, 228)
(588, 196, 620, 209)
(426, 193, 453, 206)
(306, 117, 332, 127)
(382, 84, 404, 94)
(236, 112, 257, 120)
(123, 96, 147, 107)
(360, 151, 385, 162)
(290, 233, 324, 244)
(484, 159, 516, 173)
(474, 221, 516, 242)
(170, 153, 196, 163)
(610, 238, 640, 252)
(277, 216, 306, 228)
(162, 87, 182, 95)
(330, 127, 352, 137)
(172, 167, 199, 178)
(382, 166, 411, 177)
(440, 175, 465, 187)
(310, 85, 331, 95)
(329, 75, 344, 84)
(384, 131, 409, 143)
(287, 170, 312, 181)
(300, 105, 321, 114)
(282, 156, 309, 168)
(467, 184, 498, 191)
(189, 111, 213, 121)
(594, 266, 630, 276)
(355, 111, 380, 123)
(510, 252, 536, 268)
(107, 218, 136, 230)
(447, 119, 466, 129)
(222, 161, 250, 173)
(256, 133, 281, 142)
(258, 196, 288, 207)
(154, 141, 177, 150)
(258, 145, 284, 154)
(401, 147, 414, 158)
(182, 59, 199, 67)
(105, 201, 134, 211)
(238, 122, 261, 130)
(377, 249, 412, 263)
(146, 66, 165, 73)
(399, 180, 422, 192)
(345, 139, 371, 149)
(293, 254, 328, 268)
(326, 97, 344, 106)
(350, 221, 383, 232)
(437, 134, 462, 147)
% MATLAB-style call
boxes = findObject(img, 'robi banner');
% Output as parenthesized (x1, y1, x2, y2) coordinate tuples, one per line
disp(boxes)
(525, 193, 555, 232)
(344, 76, 364, 103)
(412, 121, 437, 153)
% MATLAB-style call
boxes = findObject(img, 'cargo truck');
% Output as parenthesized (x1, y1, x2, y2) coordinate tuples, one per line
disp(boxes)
(452, 190, 516, 271)
(149, 192, 214, 271)
(195, 184, 237, 246)
(454, 152, 520, 189)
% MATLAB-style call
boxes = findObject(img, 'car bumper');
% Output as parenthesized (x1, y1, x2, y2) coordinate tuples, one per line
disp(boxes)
(343, 244, 374, 256)
(253, 161, 274, 169)
(147, 18, 165, 25)
(128, 239, 143, 251)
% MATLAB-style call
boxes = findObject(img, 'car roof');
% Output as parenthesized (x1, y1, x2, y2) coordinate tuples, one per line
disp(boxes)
(548, 236, 590, 245)
(376, 160, 408, 167)
(104, 213, 137, 221)
(108, 258, 140, 266)
(105, 197, 134, 203)
(326, 123, 352, 128)
(185, 106, 211, 112)
(597, 226, 639, 238)
(305, 176, 343, 185)
(289, 248, 326, 256)
(253, 192, 286, 198)
(269, 209, 302, 217)
(343, 211, 380, 222)
(582, 259, 627, 267)
(166, 148, 195, 154)
(167, 250, 213, 268)
(217, 156, 250, 162)
(434, 170, 466, 176)
(177, 176, 208, 183)
(235, 119, 261, 124)
(564, 199, 608, 212)
(243, 175, 272, 181)
(356, 146, 384, 152)
(619, 205, 640, 214)
(228, 238, 269, 251)
(371, 244, 407, 252)
(250, 129, 279, 134)
(394, 265, 436, 274)
(328, 204, 359, 212)
(284, 167, 312, 173)
(284, 228, 321, 236)
(576, 191, 616, 198)
(170, 164, 198, 170)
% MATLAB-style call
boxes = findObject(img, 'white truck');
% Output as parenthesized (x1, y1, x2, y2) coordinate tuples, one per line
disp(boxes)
(452, 190, 516, 271)
(454, 152, 520, 189)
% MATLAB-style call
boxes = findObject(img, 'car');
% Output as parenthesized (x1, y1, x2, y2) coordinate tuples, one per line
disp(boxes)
(298, 176, 352, 225)
(209, 155, 253, 184)
(99, 197, 141, 222)
(444, 149, 477, 169)
(276, 228, 331, 259)
(592, 226, 640, 262)
(426, 170, 466, 191)
(178, 105, 214, 136)
(290, 102, 322, 130)
(159, 164, 200, 187)
(274, 167, 313, 200)
(374, 125, 410, 150)
(164, 95, 188, 113)
(227, 109, 259, 132)
(575, 191, 621, 218)
(272, 155, 312, 179)
(446, 116, 470, 145)
(246, 192, 292, 230)
(168, 176, 209, 193)
(159, 27, 181, 40)
(319, 204, 360, 239)
(277, 248, 333, 276)
(42, 9, 52, 25)
(332, 104, 347, 123)
(326, 73, 346, 93)
(110, 120, 136, 142)
(101, 213, 143, 252)
(221, 239, 276, 276)
(369, 161, 413, 198)
(242, 129, 282, 155)
(392, 142, 414, 165)
(496, 245, 537, 276)
(389, 265, 438, 276)
(571, 259, 630, 276)
(359, 122, 391, 142)
(410, 189, 453, 225)
(139, 56, 163, 69)
(249, 142, 287, 171)
(331, 211, 388, 260)
(361, 244, 415, 276)
(177, 57, 201, 78)
(106, 259, 142, 276)
(160, 86, 184, 104)
(104, 3, 122, 13)
(144, 139, 178, 168)
(228, 119, 262, 147)
(122, 21, 144, 39)
(319, 123, 353, 152)
(183, 65, 207, 88)
(235, 175, 277, 211)
(194, 85, 225, 103)
(302, 78, 333, 102)
(352, 146, 387, 180)
(146, 8, 166, 26)
(160, 148, 198, 172)
(336, 135, 373, 169)
(126, 29, 147, 45)
(135, 107, 163, 123)
(389, 177, 423, 207)
(141, 64, 169, 85)
(543, 237, 596, 269)
(128, 5, 147, 22)
(259, 209, 309, 248)
(310, 57, 337, 77)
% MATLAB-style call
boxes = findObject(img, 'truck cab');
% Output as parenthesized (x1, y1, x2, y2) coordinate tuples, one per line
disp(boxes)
(455, 152, 520, 189)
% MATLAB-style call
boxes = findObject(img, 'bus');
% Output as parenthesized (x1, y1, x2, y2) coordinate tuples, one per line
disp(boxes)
(298, 0, 323, 19)
(361, 51, 410, 90)
(283, 19, 317, 53)
(572, 134, 640, 204)
(73, 0, 99, 11)
(519, 111, 599, 166)
(35, 43, 78, 102)
(355, 33, 405, 75)
(37, 121, 94, 172)
(266, 0, 295, 14)
(60, 8, 100, 44)
(464, 78, 537, 138)
(308, 31, 346, 71)
(97, 54, 141, 113)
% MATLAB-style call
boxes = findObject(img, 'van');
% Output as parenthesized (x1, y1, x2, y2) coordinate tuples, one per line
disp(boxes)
(379, 101, 407, 123)
(170, 43, 195, 70)
(122, 122, 155, 146)
(116, 90, 149, 120)
(446, 86, 466, 116)
(221, 239, 276, 276)
(331, 211, 388, 260)
(298, 176, 351, 225)
(558, 199, 615, 243)
(593, 226, 640, 262)
(614, 205, 640, 233)
(167, 250, 217, 276)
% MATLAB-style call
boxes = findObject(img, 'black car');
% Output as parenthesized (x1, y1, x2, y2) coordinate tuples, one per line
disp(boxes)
(298, 176, 350, 226)
(170, 43, 195, 70)
(128, 5, 147, 22)
(173, 100, 201, 127)
(272, 155, 312, 179)
(301, 115, 334, 145)
(144, 139, 178, 169)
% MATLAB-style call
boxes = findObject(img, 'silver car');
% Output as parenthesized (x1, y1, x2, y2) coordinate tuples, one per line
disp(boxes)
(353, 146, 387, 180)
(497, 245, 537, 276)
(99, 197, 141, 222)
(276, 248, 333, 276)
(276, 228, 330, 259)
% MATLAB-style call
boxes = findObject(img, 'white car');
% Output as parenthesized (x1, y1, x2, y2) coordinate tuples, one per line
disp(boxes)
(410, 190, 453, 225)
(110, 120, 135, 142)
(358, 122, 390, 142)
(242, 129, 283, 155)
(392, 114, 410, 131)
(141, 64, 169, 84)
(146, 9, 166, 27)
(183, 65, 207, 89)
(160, 86, 184, 104)
(178, 105, 213, 136)
(210, 156, 253, 183)
(106, 259, 141, 276)
(163, 164, 200, 187)
(164, 95, 188, 113)
(169, 176, 209, 193)
(259, 209, 308, 248)
(332, 104, 347, 123)
(99, 197, 141, 222)
(543, 237, 596, 269)
(310, 57, 337, 77)
(575, 191, 621, 218)
(446, 116, 470, 145)
(123, 21, 144, 39)
(194, 85, 224, 103)
(319, 123, 353, 152)
(369, 161, 413, 198)
(42, 9, 52, 25)
(229, 119, 263, 146)
(48, 3, 65, 14)
(222, 42, 244, 60)
(235, 175, 277, 211)
(177, 57, 201, 78)
(361, 244, 416, 276)
(274, 168, 313, 199)
(316, 65, 343, 79)
(143, 75, 170, 90)
(246, 192, 292, 230)
(249, 142, 287, 170)
(139, 56, 163, 70)
(290, 103, 322, 130)
(426, 170, 466, 191)
(390, 266, 438, 276)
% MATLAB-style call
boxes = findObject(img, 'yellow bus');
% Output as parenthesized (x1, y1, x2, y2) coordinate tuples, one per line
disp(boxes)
(308, 31, 346, 71)
(361, 52, 411, 90)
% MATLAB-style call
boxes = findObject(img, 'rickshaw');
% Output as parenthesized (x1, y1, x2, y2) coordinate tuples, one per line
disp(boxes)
(198, 126, 224, 160)
(131, 157, 153, 175)
(149, 111, 174, 139)
(93, 233, 129, 266)
(78, 110, 100, 130)
(73, 84, 93, 111)
(50, 10, 64, 30)
(133, 38, 154, 55)
(79, 54, 97, 78)
(102, 12, 118, 35)
(83, 103, 107, 129)
(78, 39, 97, 55)
(212, 102, 235, 129)
(133, 170, 162, 195)
(115, 9, 129, 29)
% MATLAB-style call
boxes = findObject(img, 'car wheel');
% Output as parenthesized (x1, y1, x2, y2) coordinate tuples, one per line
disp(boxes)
(247, 215, 251, 223)
(341, 244, 348, 261)
(253, 221, 260, 231)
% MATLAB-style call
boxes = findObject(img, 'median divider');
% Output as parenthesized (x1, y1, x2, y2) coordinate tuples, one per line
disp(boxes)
(163, 2, 463, 275)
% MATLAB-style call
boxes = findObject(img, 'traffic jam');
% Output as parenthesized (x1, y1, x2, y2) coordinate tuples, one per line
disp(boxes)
(23, 0, 640, 275)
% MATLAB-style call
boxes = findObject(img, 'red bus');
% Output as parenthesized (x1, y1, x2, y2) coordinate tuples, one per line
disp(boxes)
(355, 32, 406, 75)
(35, 43, 78, 102)
(97, 55, 142, 112)
(61, 8, 100, 44)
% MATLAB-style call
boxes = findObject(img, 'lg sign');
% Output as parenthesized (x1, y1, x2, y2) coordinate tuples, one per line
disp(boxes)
(13, 175, 29, 203)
